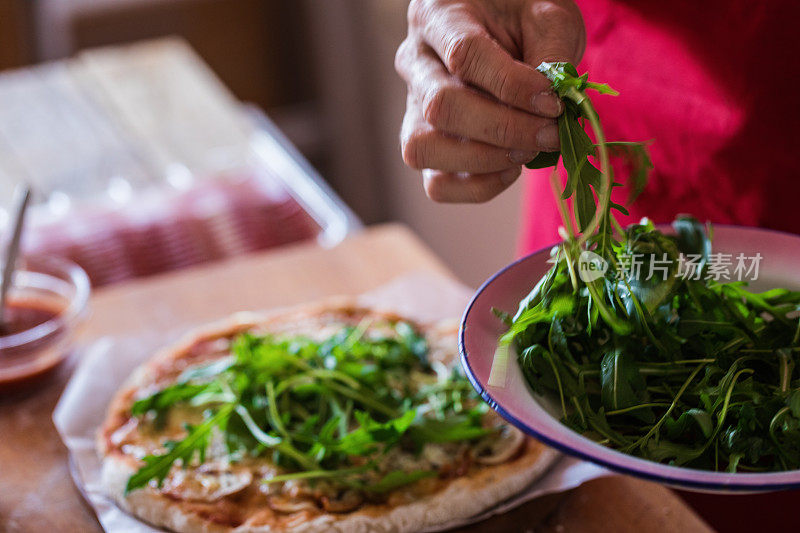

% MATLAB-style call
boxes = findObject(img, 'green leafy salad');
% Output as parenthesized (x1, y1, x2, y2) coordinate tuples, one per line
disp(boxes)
(126, 319, 502, 497)
(494, 62, 800, 472)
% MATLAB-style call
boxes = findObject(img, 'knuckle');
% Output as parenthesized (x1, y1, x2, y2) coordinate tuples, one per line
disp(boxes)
(422, 85, 456, 128)
(445, 33, 481, 78)
(494, 69, 522, 106)
(407, 0, 431, 27)
(532, 1, 575, 28)
(531, 2, 584, 59)
(491, 115, 518, 147)
(394, 39, 413, 77)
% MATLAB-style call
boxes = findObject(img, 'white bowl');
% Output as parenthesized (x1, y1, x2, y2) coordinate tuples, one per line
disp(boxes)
(460, 225, 800, 493)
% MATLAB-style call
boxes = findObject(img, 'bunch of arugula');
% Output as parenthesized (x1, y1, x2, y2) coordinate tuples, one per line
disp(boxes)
(496, 63, 800, 472)
(126, 321, 491, 494)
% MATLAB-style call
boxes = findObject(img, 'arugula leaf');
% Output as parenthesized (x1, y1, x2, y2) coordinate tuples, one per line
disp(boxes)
(526, 150, 561, 169)
(788, 391, 800, 418)
(337, 410, 416, 455)
(177, 357, 235, 382)
(600, 350, 646, 412)
(535, 62, 618, 97)
(408, 414, 492, 445)
(507, 215, 800, 472)
(527, 62, 652, 250)
(131, 382, 211, 417)
(125, 321, 489, 496)
(664, 409, 714, 440)
(559, 108, 601, 200)
(125, 404, 234, 493)
(673, 215, 712, 263)
(604, 142, 653, 203)
(501, 59, 800, 472)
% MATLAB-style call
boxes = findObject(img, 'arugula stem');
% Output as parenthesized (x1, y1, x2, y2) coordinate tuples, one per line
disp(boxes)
(550, 169, 576, 239)
(769, 406, 791, 450)
(235, 404, 320, 470)
(605, 402, 671, 416)
(585, 278, 632, 335)
(694, 368, 756, 467)
(266, 381, 291, 440)
(626, 364, 706, 453)
(570, 396, 587, 427)
(263, 464, 373, 485)
(507, 62, 800, 472)
(275, 368, 361, 395)
(572, 93, 612, 250)
(587, 416, 632, 447)
(324, 381, 400, 418)
(610, 216, 625, 240)
(564, 247, 580, 292)
(543, 350, 568, 418)
(643, 359, 717, 366)
(778, 350, 794, 393)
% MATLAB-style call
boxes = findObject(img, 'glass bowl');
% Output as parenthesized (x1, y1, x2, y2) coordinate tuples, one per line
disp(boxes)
(0, 255, 90, 390)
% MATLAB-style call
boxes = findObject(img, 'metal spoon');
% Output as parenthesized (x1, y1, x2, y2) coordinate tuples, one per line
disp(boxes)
(0, 185, 32, 332)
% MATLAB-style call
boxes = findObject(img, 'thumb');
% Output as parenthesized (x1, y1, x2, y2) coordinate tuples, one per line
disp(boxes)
(522, 1, 586, 67)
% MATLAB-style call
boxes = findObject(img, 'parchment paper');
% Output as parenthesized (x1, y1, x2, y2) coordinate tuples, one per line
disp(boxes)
(53, 272, 609, 532)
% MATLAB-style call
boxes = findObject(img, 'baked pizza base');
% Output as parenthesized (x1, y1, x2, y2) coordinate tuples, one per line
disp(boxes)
(98, 299, 559, 533)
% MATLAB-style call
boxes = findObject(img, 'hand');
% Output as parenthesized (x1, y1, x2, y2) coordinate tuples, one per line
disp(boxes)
(396, 0, 585, 202)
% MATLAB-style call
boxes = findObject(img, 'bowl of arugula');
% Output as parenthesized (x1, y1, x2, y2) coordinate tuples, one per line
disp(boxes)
(459, 63, 800, 493)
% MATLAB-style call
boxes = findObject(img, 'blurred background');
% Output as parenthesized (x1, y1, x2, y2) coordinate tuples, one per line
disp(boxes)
(0, 0, 524, 287)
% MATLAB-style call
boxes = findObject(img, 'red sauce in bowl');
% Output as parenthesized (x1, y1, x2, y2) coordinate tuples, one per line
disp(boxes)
(0, 297, 69, 390)
(0, 300, 61, 336)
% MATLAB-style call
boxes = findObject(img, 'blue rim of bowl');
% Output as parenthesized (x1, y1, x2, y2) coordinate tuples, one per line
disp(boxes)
(459, 224, 800, 492)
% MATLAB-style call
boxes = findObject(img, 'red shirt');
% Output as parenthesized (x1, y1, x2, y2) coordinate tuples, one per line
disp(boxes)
(521, 0, 799, 254)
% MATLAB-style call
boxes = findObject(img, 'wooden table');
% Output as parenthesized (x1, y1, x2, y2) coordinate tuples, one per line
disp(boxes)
(0, 225, 711, 532)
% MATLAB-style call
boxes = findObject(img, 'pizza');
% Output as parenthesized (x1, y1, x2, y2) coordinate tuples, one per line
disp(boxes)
(98, 300, 558, 532)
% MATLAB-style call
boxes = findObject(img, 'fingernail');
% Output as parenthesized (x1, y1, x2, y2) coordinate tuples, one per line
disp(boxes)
(532, 92, 564, 117)
(536, 124, 560, 151)
(500, 167, 521, 186)
(508, 150, 538, 164)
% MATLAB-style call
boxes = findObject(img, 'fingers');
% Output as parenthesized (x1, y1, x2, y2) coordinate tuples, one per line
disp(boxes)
(401, 98, 538, 173)
(395, 0, 586, 204)
(521, 1, 586, 66)
(423, 167, 522, 203)
(401, 91, 524, 203)
(398, 44, 559, 152)
(411, 3, 562, 117)
(424, 85, 559, 152)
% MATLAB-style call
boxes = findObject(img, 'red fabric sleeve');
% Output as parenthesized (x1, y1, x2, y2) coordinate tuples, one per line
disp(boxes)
(520, 0, 800, 254)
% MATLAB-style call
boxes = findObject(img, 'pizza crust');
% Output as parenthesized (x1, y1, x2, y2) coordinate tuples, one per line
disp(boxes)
(98, 299, 559, 532)
(102, 439, 557, 533)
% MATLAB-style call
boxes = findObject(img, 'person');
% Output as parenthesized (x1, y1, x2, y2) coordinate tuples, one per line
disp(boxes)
(396, 3, 800, 528)
(395, 0, 799, 256)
